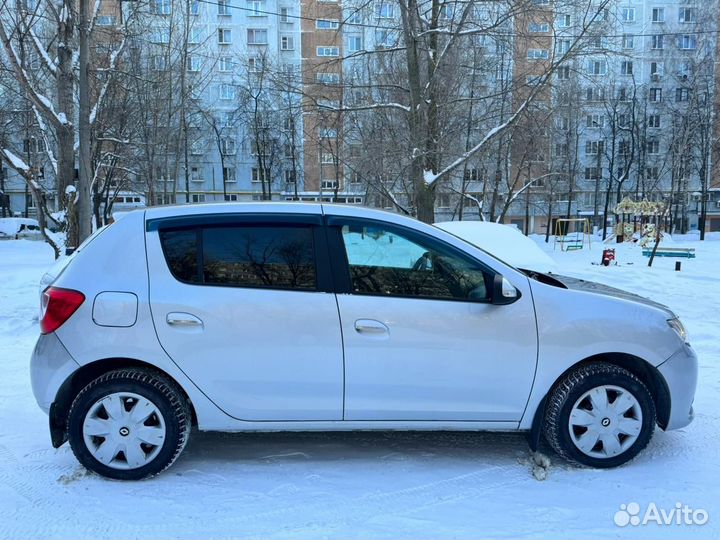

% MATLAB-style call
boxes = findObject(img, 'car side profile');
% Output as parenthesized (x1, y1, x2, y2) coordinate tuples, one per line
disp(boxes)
(30, 203, 697, 480)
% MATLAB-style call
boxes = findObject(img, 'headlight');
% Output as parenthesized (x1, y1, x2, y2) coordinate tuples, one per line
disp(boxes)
(667, 318, 687, 342)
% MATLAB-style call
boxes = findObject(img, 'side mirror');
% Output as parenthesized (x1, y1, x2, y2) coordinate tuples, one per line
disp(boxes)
(492, 274, 520, 305)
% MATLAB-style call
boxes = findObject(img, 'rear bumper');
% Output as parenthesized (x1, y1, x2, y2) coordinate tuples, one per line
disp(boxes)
(30, 333, 79, 414)
(657, 343, 698, 430)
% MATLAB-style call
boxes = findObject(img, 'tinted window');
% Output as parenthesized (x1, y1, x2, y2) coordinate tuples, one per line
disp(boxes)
(203, 226, 316, 290)
(159, 229, 199, 283)
(340, 224, 489, 301)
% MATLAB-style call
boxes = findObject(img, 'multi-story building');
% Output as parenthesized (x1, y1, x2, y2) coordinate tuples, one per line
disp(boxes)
(2, 0, 720, 234)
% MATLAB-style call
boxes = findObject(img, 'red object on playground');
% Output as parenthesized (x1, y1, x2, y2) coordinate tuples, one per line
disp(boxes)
(601, 249, 616, 267)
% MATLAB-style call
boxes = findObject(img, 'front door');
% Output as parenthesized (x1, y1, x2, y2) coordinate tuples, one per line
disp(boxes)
(146, 214, 344, 421)
(328, 217, 537, 422)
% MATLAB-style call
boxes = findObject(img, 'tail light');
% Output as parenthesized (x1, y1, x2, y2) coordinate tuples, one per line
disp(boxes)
(40, 287, 85, 334)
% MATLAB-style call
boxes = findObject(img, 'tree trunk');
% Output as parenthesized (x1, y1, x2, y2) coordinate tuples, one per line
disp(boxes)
(77, 0, 93, 240)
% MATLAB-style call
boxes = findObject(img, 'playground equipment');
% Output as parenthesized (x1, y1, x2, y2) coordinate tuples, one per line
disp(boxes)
(611, 198, 668, 245)
(554, 218, 592, 251)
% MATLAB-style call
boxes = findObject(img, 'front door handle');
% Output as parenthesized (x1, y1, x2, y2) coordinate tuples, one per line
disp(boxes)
(354, 319, 389, 335)
(166, 312, 203, 328)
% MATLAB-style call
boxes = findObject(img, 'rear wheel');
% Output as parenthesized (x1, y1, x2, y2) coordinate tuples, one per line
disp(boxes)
(544, 362, 655, 468)
(68, 368, 191, 480)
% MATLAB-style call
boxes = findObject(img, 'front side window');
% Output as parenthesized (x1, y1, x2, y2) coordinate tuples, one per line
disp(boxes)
(339, 224, 490, 301)
(160, 225, 317, 290)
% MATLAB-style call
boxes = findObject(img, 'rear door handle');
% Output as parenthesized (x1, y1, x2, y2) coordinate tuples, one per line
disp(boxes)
(166, 312, 203, 328)
(354, 319, 389, 335)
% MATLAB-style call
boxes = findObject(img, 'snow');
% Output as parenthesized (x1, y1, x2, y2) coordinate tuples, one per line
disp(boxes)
(0, 218, 39, 237)
(0, 236, 719, 538)
(435, 220, 559, 272)
(2, 149, 30, 172)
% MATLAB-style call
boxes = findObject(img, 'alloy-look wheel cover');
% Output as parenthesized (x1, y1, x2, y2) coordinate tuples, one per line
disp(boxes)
(568, 384, 643, 459)
(82, 392, 166, 470)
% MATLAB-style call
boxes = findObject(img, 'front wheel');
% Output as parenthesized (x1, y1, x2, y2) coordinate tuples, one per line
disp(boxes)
(544, 362, 656, 468)
(67, 368, 191, 480)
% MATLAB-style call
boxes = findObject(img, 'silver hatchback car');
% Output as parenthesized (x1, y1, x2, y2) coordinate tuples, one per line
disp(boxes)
(31, 203, 697, 479)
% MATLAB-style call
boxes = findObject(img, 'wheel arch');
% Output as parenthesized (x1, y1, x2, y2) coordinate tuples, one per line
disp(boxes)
(50, 358, 198, 448)
(527, 352, 671, 450)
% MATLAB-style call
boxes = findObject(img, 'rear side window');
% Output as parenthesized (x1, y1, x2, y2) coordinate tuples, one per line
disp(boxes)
(159, 225, 316, 291)
(159, 229, 199, 283)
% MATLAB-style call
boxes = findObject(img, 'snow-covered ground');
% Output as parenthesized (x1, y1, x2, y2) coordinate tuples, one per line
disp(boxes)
(1, 235, 718, 539)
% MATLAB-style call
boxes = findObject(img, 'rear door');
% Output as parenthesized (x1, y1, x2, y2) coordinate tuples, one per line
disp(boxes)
(146, 212, 344, 421)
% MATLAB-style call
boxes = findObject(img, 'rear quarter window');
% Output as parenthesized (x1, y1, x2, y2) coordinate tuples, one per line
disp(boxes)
(158, 225, 316, 291)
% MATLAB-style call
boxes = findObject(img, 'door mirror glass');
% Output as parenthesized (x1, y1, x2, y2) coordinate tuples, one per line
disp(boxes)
(492, 274, 520, 305)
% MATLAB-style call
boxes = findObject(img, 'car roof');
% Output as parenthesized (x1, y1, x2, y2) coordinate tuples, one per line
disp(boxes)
(142, 201, 417, 226)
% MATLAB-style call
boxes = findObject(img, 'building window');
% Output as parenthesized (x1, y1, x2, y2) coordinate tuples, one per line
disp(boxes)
(151, 29, 170, 43)
(557, 39, 570, 54)
(151, 0, 171, 15)
(346, 35, 362, 52)
(316, 72, 340, 84)
(280, 35, 294, 50)
(247, 28, 268, 45)
(321, 180, 339, 190)
(191, 194, 206, 203)
(316, 19, 339, 29)
(221, 138, 236, 155)
(675, 88, 690, 102)
(190, 166, 203, 182)
(188, 27, 201, 44)
(219, 56, 233, 72)
(347, 10, 362, 24)
(677, 35, 697, 50)
(585, 87, 605, 102)
(190, 0, 199, 15)
(556, 66, 570, 80)
(375, 29, 397, 48)
(220, 84, 235, 100)
(248, 57, 263, 72)
(528, 22, 549, 33)
(321, 153, 335, 164)
(187, 56, 201, 72)
(649, 87, 662, 102)
(587, 59, 607, 75)
(646, 167, 659, 180)
(650, 61, 664, 77)
(622, 34, 634, 49)
(620, 60, 633, 76)
(651, 8, 664, 22)
(586, 114, 604, 128)
(647, 140, 660, 155)
(319, 127, 337, 138)
(527, 49, 549, 60)
(585, 141, 604, 155)
(584, 167, 600, 180)
(251, 167, 270, 183)
(96, 15, 116, 25)
(374, 2, 394, 18)
(651, 34, 664, 50)
(620, 8, 635, 22)
(316, 46, 339, 57)
(217, 0, 231, 16)
(224, 194, 239, 201)
(247, 0, 263, 16)
(678, 8, 696, 23)
(279, 6, 290, 22)
(223, 167, 236, 183)
(218, 28, 232, 44)
(648, 114, 661, 128)
(151, 55, 167, 71)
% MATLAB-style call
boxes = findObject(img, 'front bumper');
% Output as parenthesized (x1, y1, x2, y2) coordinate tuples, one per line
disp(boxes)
(657, 343, 698, 430)
(30, 333, 79, 414)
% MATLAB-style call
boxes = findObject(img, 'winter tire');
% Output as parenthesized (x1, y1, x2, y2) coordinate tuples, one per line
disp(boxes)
(544, 362, 655, 468)
(67, 368, 191, 480)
